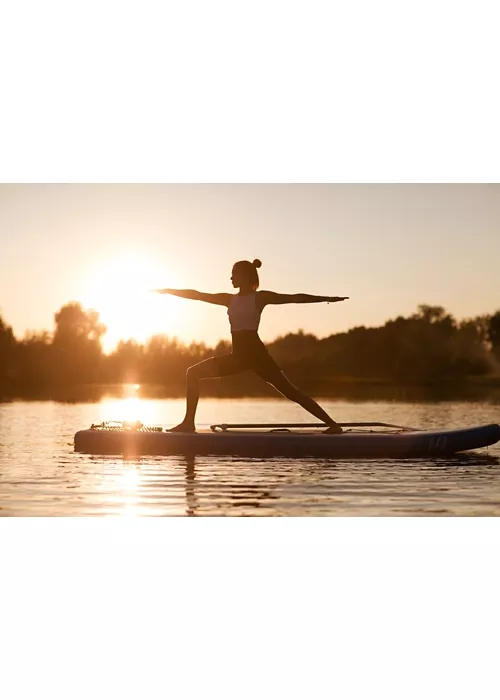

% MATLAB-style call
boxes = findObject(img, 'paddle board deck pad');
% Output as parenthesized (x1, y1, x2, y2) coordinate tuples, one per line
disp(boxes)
(74, 421, 500, 458)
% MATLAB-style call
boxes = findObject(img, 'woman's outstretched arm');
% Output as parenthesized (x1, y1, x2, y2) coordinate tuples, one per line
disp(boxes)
(154, 289, 231, 306)
(259, 291, 349, 306)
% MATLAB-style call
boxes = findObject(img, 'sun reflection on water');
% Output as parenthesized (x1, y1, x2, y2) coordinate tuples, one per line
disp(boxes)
(92, 387, 195, 515)
(122, 465, 141, 492)
(98, 385, 164, 426)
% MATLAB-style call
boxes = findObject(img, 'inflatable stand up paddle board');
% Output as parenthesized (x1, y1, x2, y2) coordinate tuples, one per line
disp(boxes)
(74, 420, 500, 459)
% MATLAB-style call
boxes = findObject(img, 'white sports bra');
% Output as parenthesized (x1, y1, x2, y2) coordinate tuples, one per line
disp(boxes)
(227, 292, 262, 332)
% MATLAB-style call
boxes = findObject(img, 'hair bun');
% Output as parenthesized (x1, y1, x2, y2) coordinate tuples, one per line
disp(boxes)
(252, 258, 262, 269)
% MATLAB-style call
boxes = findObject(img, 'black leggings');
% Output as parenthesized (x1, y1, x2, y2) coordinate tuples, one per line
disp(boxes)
(213, 331, 284, 383)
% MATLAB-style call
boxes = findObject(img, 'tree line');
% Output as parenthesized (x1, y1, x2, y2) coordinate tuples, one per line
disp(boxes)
(1, 302, 500, 399)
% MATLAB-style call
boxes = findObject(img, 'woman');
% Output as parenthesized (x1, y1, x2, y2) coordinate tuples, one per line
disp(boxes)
(154, 259, 348, 433)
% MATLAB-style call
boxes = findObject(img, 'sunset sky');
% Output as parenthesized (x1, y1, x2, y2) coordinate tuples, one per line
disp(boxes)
(1, 183, 499, 352)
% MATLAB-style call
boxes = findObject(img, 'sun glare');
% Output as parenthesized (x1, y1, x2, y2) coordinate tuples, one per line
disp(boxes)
(83, 253, 180, 352)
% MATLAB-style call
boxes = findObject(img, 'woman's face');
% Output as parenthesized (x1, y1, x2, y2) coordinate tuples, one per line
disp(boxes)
(231, 265, 243, 288)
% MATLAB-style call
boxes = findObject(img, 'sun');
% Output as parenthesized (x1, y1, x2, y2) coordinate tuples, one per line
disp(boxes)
(83, 252, 180, 352)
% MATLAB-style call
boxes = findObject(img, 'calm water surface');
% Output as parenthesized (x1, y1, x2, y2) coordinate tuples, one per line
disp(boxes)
(1, 397, 499, 516)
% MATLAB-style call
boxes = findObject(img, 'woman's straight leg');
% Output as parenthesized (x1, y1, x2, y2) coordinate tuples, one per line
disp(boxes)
(266, 371, 343, 433)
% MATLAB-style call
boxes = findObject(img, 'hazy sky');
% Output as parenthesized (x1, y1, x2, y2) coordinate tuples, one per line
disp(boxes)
(1, 184, 498, 352)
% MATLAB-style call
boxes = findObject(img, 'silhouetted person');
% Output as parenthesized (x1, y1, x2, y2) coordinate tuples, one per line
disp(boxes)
(154, 259, 349, 433)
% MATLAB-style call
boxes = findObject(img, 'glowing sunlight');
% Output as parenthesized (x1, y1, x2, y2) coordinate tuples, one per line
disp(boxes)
(99, 395, 151, 424)
(83, 253, 180, 352)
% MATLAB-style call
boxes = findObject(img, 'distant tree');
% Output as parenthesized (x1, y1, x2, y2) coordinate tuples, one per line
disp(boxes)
(53, 302, 106, 344)
(450, 317, 493, 375)
(0, 315, 15, 347)
(488, 311, 500, 360)
(106, 339, 144, 384)
(136, 335, 210, 387)
(52, 303, 106, 384)
(269, 330, 319, 364)
(15, 331, 54, 387)
(413, 304, 453, 325)
(0, 314, 16, 383)
(23, 330, 53, 344)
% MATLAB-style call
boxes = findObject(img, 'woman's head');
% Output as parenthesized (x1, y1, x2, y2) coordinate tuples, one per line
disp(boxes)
(231, 259, 262, 291)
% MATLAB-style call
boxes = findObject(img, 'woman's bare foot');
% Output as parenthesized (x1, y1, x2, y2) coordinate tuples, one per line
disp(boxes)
(168, 422, 196, 433)
(323, 423, 343, 434)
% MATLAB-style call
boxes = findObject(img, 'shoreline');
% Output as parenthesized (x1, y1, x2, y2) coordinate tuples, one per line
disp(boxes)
(2, 376, 500, 403)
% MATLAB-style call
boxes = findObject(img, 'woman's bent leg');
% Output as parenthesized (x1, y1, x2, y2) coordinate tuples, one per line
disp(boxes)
(170, 354, 242, 432)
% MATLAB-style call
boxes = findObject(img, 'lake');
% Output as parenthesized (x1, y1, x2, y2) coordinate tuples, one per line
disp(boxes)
(1, 396, 499, 516)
